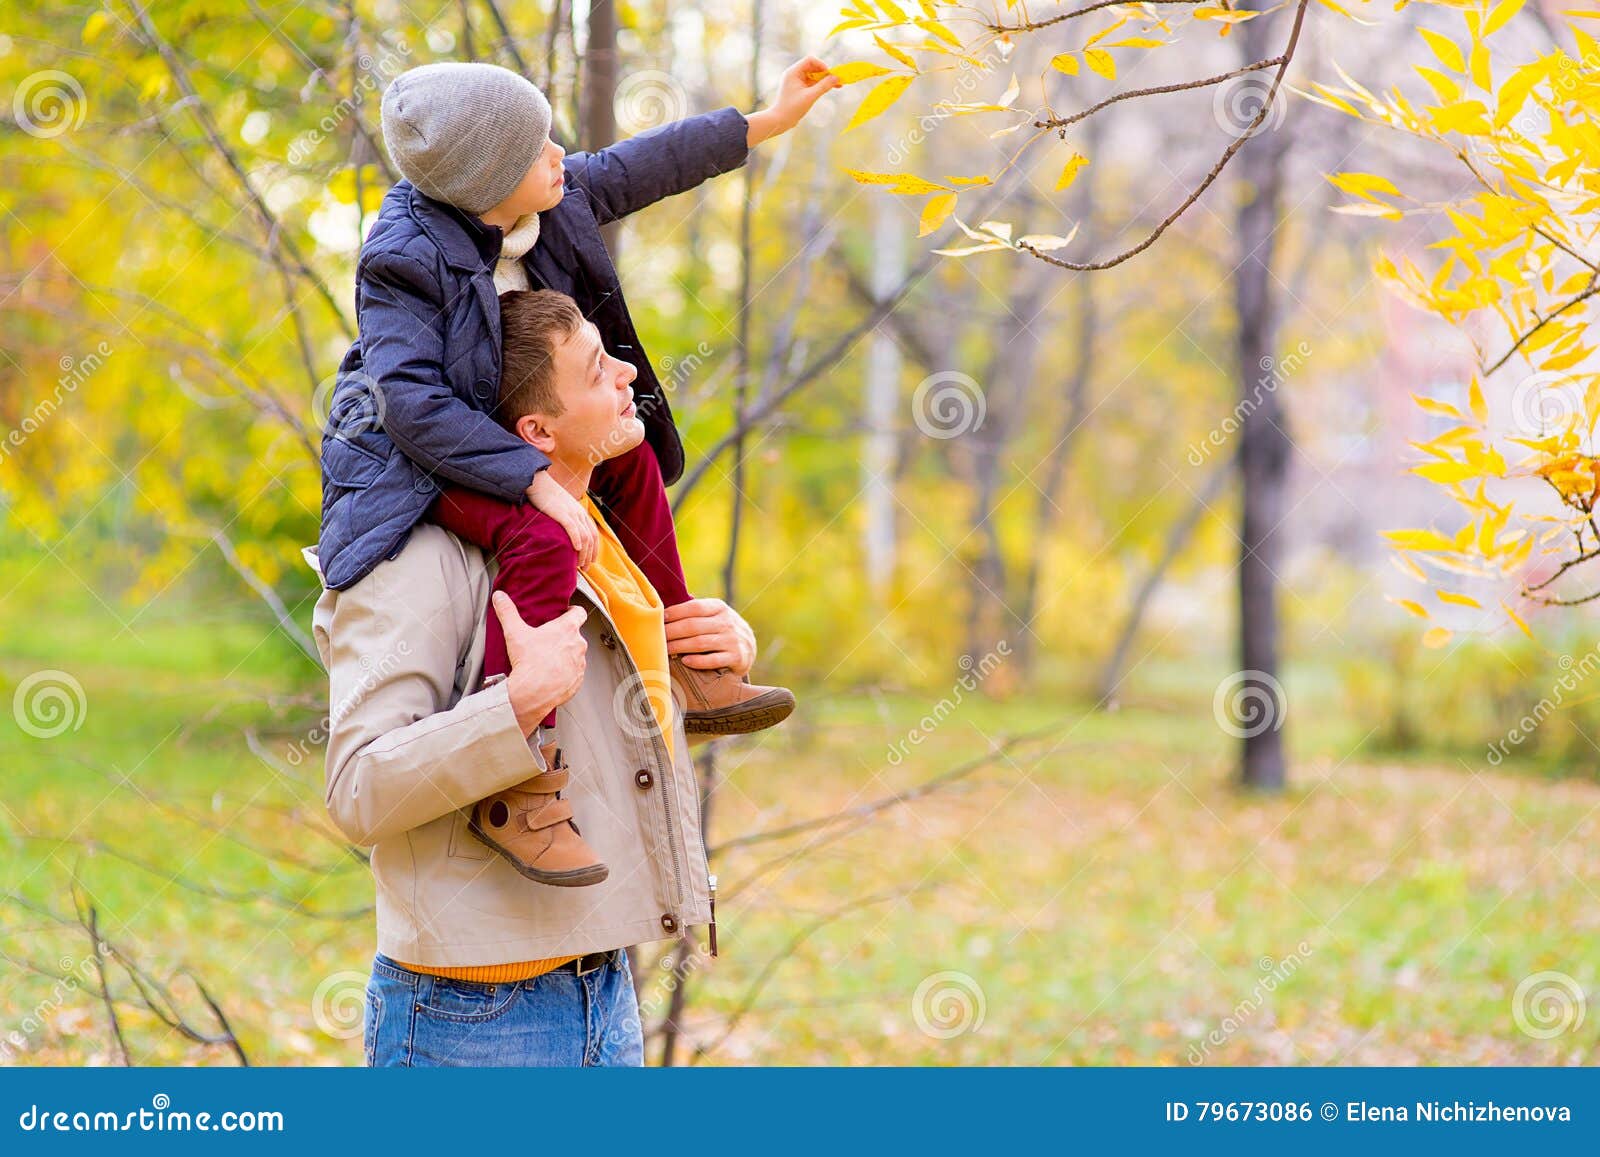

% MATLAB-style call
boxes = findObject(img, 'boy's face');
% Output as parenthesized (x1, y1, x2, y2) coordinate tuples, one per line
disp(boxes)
(499, 138, 567, 216)
(518, 320, 643, 468)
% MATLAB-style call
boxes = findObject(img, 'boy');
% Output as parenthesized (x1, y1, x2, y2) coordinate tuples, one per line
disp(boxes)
(318, 59, 837, 883)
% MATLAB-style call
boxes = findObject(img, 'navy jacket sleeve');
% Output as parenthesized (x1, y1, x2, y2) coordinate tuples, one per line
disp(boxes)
(563, 106, 751, 226)
(356, 249, 549, 500)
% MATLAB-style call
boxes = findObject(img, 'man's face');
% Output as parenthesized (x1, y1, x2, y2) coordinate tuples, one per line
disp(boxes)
(529, 320, 643, 468)
(502, 137, 567, 215)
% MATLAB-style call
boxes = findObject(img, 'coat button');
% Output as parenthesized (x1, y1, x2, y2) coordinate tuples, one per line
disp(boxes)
(600, 632, 618, 650)
(635, 769, 653, 790)
(660, 914, 677, 933)
(474, 377, 495, 401)
(413, 475, 436, 494)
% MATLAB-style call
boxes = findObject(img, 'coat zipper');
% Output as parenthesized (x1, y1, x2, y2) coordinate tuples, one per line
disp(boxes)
(708, 873, 718, 958)
(583, 590, 687, 912)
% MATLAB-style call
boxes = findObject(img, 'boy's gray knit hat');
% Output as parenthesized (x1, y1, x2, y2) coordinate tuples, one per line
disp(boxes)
(381, 62, 552, 215)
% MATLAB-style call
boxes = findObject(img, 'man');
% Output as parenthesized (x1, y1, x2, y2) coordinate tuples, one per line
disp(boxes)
(304, 289, 757, 1066)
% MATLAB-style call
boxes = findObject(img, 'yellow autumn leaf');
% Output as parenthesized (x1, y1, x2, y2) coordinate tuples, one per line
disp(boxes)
(1017, 226, 1080, 252)
(1412, 394, 1464, 419)
(1431, 99, 1492, 134)
(1055, 152, 1090, 192)
(919, 193, 956, 237)
(873, 35, 917, 71)
(844, 75, 915, 132)
(83, 9, 110, 43)
(1419, 27, 1466, 73)
(1483, 0, 1526, 37)
(1384, 528, 1458, 551)
(1050, 53, 1080, 75)
(1541, 345, 1595, 372)
(1414, 66, 1462, 105)
(1084, 49, 1116, 80)
(830, 62, 897, 85)
(1421, 626, 1454, 648)
(932, 241, 1009, 257)
(1412, 461, 1481, 484)
(915, 17, 961, 48)
(1387, 596, 1430, 618)
(1503, 602, 1533, 638)
(844, 168, 951, 194)
(1468, 377, 1487, 422)
(1469, 41, 1491, 92)
(1393, 552, 1429, 583)
(1437, 589, 1483, 608)
(1327, 171, 1402, 200)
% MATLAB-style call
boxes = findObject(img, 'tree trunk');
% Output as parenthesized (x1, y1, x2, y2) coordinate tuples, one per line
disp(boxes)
(961, 267, 1041, 670)
(583, 0, 620, 254)
(1233, 5, 1291, 791)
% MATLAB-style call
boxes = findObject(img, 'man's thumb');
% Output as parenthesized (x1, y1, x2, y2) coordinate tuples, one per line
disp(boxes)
(560, 605, 589, 630)
(491, 590, 527, 638)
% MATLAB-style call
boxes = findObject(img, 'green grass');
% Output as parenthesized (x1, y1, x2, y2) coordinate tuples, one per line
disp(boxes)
(1, 546, 1597, 1066)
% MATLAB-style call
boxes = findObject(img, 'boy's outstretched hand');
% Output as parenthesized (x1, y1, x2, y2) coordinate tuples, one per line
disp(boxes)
(527, 470, 598, 570)
(746, 56, 841, 147)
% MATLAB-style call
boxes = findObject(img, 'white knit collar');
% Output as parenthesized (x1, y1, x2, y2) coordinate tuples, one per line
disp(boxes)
(497, 212, 542, 263)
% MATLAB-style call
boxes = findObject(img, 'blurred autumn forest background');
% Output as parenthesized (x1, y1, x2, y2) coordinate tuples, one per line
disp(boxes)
(3, 0, 1600, 1065)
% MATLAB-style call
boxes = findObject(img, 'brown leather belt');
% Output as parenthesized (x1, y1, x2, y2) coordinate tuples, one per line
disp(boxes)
(559, 949, 621, 976)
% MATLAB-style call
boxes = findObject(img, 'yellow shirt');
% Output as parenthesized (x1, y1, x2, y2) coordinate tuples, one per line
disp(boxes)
(578, 493, 674, 766)
(397, 493, 672, 983)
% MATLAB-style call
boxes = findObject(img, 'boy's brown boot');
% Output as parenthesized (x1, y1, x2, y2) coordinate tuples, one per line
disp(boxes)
(468, 743, 609, 887)
(671, 656, 796, 735)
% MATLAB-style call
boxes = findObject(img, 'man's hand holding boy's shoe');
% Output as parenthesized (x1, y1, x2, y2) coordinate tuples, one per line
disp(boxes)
(665, 597, 795, 736)
(496, 593, 588, 737)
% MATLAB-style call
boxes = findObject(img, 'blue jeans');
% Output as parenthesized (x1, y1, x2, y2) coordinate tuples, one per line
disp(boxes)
(364, 949, 644, 1067)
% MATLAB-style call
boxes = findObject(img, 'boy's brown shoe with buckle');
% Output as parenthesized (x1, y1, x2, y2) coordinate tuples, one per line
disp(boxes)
(671, 656, 796, 735)
(468, 743, 609, 887)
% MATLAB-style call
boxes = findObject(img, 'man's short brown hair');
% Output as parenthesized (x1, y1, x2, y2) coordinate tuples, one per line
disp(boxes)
(496, 289, 585, 427)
